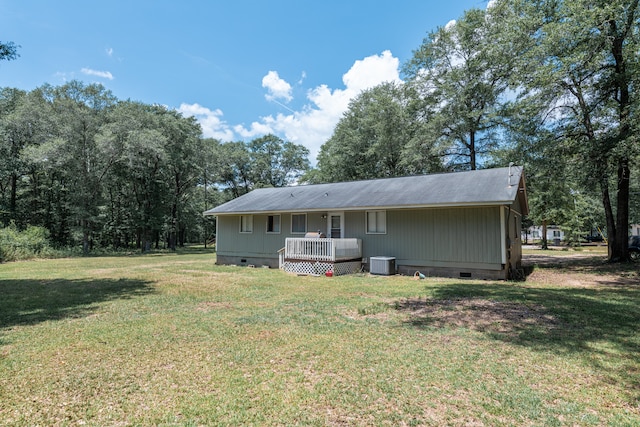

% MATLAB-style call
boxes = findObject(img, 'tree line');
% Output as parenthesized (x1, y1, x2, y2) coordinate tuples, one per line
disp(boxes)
(0, 82, 310, 252)
(2, 0, 639, 261)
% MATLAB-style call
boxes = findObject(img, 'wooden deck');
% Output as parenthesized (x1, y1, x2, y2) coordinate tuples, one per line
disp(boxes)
(284, 237, 361, 262)
(279, 238, 362, 275)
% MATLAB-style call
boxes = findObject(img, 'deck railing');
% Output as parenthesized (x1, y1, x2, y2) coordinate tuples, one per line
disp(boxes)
(284, 238, 362, 262)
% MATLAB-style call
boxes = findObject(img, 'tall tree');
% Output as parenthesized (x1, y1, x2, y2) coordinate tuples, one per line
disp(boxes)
(403, 8, 513, 171)
(248, 134, 310, 187)
(42, 81, 117, 252)
(210, 136, 309, 197)
(215, 141, 253, 198)
(199, 138, 227, 246)
(96, 101, 149, 249)
(0, 88, 27, 224)
(0, 87, 56, 229)
(155, 106, 203, 250)
(310, 82, 432, 183)
(491, 0, 640, 261)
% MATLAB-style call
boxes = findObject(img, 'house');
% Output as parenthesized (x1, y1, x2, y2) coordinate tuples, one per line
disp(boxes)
(632, 224, 640, 236)
(204, 166, 529, 280)
(527, 225, 565, 244)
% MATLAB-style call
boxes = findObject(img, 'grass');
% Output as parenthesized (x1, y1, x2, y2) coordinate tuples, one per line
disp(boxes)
(0, 248, 639, 426)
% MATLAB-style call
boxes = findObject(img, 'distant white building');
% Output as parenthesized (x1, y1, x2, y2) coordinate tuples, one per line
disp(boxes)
(632, 224, 640, 236)
(525, 225, 564, 244)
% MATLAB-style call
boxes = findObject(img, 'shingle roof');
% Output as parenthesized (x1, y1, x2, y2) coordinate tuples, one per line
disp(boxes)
(204, 166, 528, 215)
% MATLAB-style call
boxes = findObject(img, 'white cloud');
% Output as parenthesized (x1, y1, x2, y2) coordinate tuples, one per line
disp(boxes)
(262, 70, 293, 102)
(177, 103, 235, 141)
(106, 47, 114, 57)
(182, 50, 402, 164)
(444, 19, 456, 31)
(240, 50, 402, 162)
(342, 50, 400, 92)
(487, 0, 497, 9)
(81, 68, 114, 80)
(298, 71, 307, 85)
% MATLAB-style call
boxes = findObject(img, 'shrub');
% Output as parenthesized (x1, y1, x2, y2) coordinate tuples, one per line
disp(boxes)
(0, 223, 54, 262)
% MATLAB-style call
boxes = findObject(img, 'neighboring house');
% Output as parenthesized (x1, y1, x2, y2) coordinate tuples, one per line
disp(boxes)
(204, 166, 529, 280)
(527, 225, 565, 244)
(631, 224, 640, 236)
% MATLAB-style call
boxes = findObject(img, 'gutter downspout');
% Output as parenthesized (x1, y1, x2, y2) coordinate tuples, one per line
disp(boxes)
(500, 206, 507, 266)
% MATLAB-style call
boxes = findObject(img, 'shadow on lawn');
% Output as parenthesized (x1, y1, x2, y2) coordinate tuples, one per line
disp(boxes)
(396, 280, 640, 404)
(0, 277, 154, 330)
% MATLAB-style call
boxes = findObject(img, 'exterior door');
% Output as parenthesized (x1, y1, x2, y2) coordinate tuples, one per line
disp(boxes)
(328, 212, 344, 238)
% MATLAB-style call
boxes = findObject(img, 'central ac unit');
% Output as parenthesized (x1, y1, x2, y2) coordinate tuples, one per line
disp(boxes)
(370, 256, 395, 275)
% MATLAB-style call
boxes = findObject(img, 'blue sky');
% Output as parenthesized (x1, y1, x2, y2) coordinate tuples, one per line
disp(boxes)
(1, 0, 488, 162)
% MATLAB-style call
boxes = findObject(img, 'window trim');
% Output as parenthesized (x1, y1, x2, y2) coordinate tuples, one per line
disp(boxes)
(365, 210, 387, 234)
(266, 214, 281, 234)
(291, 213, 307, 234)
(239, 215, 253, 233)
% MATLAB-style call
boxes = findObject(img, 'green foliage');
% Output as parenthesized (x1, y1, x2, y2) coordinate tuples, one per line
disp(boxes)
(0, 83, 311, 254)
(403, 8, 512, 171)
(0, 41, 20, 61)
(490, 0, 640, 260)
(308, 82, 441, 183)
(207, 135, 309, 196)
(249, 134, 310, 187)
(0, 223, 53, 262)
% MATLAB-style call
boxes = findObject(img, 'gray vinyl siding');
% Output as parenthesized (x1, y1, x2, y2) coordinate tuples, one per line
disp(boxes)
(216, 212, 326, 260)
(217, 206, 503, 270)
(348, 206, 503, 270)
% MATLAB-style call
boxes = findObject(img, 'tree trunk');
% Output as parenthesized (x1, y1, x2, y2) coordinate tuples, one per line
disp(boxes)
(541, 220, 548, 250)
(606, 11, 634, 262)
(178, 225, 186, 247)
(82, 219, 90, 255)
(469, 131, 476, 171)
(168, 203, 177, 251)
(9, 173, 17, 222)
(601, 184, 616, 260)
(611, 157, 630, 261)
(141, 229, 151, 253)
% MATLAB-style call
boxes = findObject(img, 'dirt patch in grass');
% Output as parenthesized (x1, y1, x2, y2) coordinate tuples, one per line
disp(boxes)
(523, 253, 640, 287)
(523, 252, 604, 267)
(391, 254, 639, 336)
(526, 268, 639, 288)
(395, 297, 561, 337)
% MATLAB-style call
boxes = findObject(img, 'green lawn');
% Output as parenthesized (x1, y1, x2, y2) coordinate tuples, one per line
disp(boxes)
(1, 249, 638, 426)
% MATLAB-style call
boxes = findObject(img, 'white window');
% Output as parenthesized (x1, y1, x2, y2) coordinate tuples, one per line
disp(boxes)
(366, 210, 386, 234)
(266, 214, 281, 233)
(240, 215, 253, 233)
(291, 213, 307, 234)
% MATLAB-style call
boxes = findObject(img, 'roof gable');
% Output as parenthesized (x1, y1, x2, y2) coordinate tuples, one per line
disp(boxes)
(205, 166, 528, 215)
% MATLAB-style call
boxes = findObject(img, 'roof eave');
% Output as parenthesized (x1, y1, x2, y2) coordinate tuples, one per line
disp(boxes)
(203, 200, 516, 216)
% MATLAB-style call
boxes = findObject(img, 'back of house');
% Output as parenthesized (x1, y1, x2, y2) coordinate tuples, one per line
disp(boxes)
(204, 166, 529, 280)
